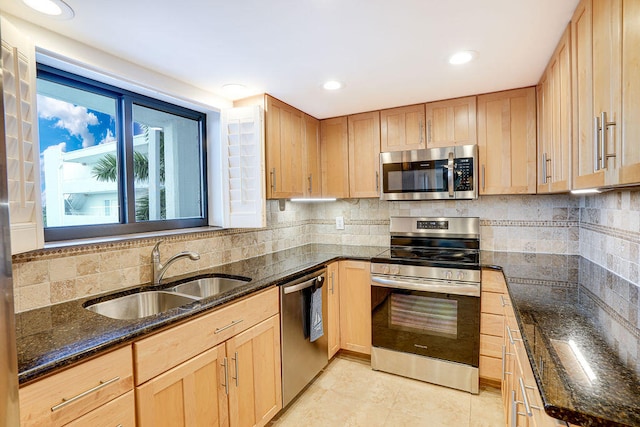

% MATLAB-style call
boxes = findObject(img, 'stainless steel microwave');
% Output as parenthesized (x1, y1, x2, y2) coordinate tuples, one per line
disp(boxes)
(379, 145, 478, 201)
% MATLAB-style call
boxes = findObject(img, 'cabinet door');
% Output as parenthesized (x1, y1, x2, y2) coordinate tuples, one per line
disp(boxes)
(477, 88, 537, 195)
(571, 0, 602, 189)
(537, 77, 552, 193)
(338, 260, 371, 355)
(136, 343, 229, 427)
(304, 114, 322, 197)
(425, 96, 477, 148)
(327, 262, 341, 359)
(227, 315, 282, 427)
(265, 95, 304, 199)
(380, 104, 425, 152)
(620, 0, 640, 184)
(65, 391, 135, 427)
(320, 117, 350, 198)
(1, 17, 44, 254)
(348, 112, 381, 198)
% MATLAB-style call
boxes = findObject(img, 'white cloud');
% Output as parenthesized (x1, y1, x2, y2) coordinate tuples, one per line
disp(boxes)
(37, 95, 99, 148)
(99, 128, 116, 145)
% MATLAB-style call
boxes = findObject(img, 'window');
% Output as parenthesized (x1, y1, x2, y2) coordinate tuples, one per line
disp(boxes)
(36, 65, 208, 241)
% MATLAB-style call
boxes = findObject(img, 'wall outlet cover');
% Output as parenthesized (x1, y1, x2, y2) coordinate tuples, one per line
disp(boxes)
(336, 216, 345, 230)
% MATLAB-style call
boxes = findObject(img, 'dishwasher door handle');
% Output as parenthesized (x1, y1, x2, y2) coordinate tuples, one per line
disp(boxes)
(283, 276, 324, 294)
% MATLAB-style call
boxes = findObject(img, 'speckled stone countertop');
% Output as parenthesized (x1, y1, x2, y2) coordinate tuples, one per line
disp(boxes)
(482, 252, 640, 427)
(16, 244, 385, 385)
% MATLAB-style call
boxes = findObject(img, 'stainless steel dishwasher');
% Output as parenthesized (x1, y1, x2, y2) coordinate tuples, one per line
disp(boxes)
(280, 268, 328, 407)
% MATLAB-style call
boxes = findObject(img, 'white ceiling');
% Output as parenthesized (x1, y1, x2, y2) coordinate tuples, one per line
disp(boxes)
(2, 0, 579, 119)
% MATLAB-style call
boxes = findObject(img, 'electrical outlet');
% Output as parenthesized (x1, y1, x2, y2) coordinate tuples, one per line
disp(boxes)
(336, 216, 345, 230)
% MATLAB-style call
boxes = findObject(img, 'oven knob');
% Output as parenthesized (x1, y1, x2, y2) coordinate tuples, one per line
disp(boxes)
(445, 270, 453, 280)
(382, 265, 390, 274)
(457, 271, 465, 281)
(391, 265, 400, 275)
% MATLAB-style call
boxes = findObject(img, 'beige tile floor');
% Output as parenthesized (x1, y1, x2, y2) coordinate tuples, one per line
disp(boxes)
(270, 354, 505, 427)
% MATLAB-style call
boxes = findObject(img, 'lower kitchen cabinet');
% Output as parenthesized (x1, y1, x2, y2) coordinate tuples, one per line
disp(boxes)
(480, 268, 507, 385)
(338, 260, 371, 355)
(134, 287, 281, 427)
(19, 345, 134, 427)
(327, 261, 341, 359)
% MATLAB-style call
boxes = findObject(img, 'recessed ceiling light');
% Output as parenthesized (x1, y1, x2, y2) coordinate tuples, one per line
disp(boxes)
(323, 80, 343, 91)
(449, 50, 477, 65)
(221, 83, 248, 98)
(22, 0, 74, 19)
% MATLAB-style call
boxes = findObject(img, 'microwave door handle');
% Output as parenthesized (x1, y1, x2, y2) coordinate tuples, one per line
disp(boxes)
(447, 151, 454, 197)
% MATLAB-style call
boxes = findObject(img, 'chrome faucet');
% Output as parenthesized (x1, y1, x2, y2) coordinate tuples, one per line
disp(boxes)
(152, 241, 200, 286)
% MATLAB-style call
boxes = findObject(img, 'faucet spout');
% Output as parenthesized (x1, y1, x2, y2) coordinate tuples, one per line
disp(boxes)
(152, 241, 200, 286)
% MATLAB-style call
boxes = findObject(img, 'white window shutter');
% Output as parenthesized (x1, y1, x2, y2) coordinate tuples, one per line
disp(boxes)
(221, 105, 266, 228)
(1, 17, 45, 254)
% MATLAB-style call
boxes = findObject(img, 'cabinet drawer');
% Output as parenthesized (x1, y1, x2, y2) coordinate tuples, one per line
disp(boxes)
(481, 313, 504, 337)
(481, 291, 504, 314)
(65, 390, 135, 427)
(482, 269, 506, 292)
(134, 286, 279, 385)
(479, 355, 502, 382)
(480, 333, 503, 358)
(19, 345, 133, 427)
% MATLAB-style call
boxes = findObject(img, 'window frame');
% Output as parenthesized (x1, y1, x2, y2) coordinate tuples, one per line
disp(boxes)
(37, 64, 209, 241)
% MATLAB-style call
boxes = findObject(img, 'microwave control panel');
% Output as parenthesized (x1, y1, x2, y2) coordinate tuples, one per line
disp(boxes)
(454, 158, 474, 191)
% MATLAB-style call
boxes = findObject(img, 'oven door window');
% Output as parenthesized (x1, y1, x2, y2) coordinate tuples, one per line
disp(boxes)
(382, 159, 448, 193)
(372, 287, 480, 367)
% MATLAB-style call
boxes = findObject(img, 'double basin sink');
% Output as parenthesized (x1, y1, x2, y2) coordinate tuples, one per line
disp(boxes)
(85, 276, 251, 320)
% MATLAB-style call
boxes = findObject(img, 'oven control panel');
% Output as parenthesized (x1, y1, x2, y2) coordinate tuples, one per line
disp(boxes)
(370, 263, 481, 284)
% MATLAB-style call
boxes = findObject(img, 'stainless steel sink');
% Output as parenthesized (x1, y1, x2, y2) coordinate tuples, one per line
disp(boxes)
(166, 276, 250, 299)
(85, 291, 198, 320)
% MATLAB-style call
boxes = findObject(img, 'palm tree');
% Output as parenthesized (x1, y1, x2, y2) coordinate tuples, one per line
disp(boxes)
(91, 127, 166, 220)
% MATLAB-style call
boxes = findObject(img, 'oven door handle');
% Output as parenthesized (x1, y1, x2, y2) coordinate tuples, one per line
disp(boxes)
(371, 275, 480, 297)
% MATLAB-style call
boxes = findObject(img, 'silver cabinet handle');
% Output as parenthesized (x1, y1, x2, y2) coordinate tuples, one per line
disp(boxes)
(506, 326, 521, 344)
(308, 174, 313, 194)
(501, 345, 513, 381)
(330, 271, 335, 294)
(481, 165, 486, 190)
(221, 357, 229, 395)
(601, 111, 617, 170)
(51, 376, 120, 412)
(519, 377, 533, 417)
(500, 294, 511, 307)
(542, 152, 547, 184)
(215, 319, 243, 334)
(271, 168, 277, 192)
(232, 351, 239, 386)
(376, 171, 379, 192)
(593, 116, 601, 172)
(510, 390, 518, 427)
(419, 119, 424, 144)
(427, 119, 432, 143)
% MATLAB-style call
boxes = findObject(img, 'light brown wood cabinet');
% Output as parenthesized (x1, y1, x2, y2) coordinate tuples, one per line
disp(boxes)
(338, 260, 372, 355)
(303, 113, 322, 197)
(348, 112, 381, 198)
(425, 96, 477, 148)
(572, 0, 640, 189)
(480, 269, 507, 385)
(477, 87, 537, 195)
(134, 287, 281, 427)
(538, 24, 572, 194)
(265, 95, 304, 199)
(327, 262, 341, 359)
(320, 117, 350, 198)
(380, 104, 426, 152)
(19, 345, 134, 427)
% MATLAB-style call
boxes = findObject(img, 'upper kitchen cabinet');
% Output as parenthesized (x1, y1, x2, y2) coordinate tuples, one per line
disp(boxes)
(425, 96, 477, 148)
(572, 0, 640, 188)
(265, 95, 304, 199)
(303, 114, 322, 197)
(348, 111, 381, 198)
(379, 104, 425, 152)
(538, 24, 572, 194)
(320, 117, 350, 198)
(477, 87, 537, 195)
(1, 17, 44, 254)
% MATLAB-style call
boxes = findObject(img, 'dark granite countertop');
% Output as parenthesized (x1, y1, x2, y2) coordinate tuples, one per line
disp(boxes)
(17, 247, 640, 426)
(482, 252, 640, 427)
(16, 244, 385, 385)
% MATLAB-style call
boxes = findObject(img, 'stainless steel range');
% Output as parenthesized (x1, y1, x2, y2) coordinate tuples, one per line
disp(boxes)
(370, 216, 481, 394)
